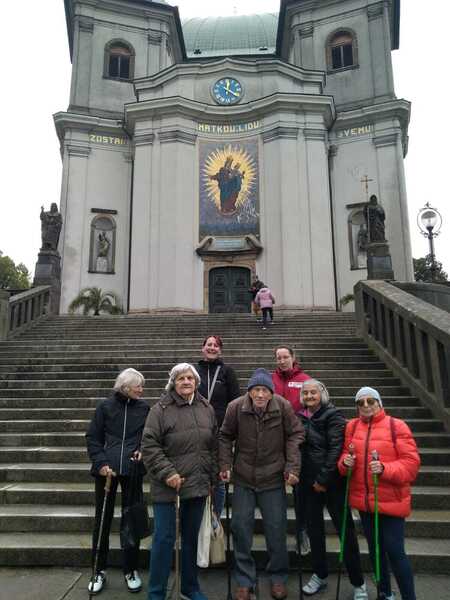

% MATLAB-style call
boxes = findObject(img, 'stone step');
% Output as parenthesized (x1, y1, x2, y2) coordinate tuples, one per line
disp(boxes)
(0, 504, 448, 538)
(0, 532, 448, 573)
(0, 405, 434, 422)
(3, 481, 448, 510)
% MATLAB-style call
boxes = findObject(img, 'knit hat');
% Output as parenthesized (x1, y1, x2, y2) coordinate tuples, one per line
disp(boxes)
(355, 386, 382, 407)
(247, 368, 274, 393)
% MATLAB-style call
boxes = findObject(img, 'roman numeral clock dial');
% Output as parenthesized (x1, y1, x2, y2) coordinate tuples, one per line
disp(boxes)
(212, 78, 243, 105)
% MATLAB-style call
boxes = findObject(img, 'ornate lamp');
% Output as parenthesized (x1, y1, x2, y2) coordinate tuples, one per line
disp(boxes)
(417, 203, 442, 281)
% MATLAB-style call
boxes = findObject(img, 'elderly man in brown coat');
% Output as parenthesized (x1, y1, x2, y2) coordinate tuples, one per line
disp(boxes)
(219, 368, 305, 600)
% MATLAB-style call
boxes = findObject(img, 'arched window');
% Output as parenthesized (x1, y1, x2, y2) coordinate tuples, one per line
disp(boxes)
(104, 41, 135, 81)
(327, 30, 358, 72)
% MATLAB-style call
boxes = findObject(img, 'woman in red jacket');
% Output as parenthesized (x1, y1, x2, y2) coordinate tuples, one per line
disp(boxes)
(272, 346, 311, 555)
(338, 387, 420, 600)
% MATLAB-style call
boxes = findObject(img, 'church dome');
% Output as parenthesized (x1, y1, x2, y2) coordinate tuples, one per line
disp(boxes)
(182, 13, 278, 57)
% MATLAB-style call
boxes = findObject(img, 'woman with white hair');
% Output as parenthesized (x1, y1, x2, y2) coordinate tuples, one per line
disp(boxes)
(142, 363, 218, 600)
(299, 380, 368, 600)
(86, 367, 149, 594)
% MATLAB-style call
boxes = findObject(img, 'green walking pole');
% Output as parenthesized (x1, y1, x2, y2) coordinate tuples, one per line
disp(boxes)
(335, 443, 354, 600)
(371, 450, 381, 600)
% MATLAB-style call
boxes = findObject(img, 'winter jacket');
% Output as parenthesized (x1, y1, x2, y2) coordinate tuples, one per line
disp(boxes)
(141, 389, 218, 503)
(272, 363, 311, 414)
(300, 403, 346, 488)
(197, 359, 240, 428)
(219, 393, 305, 490)
(86, 391, 150, 477)
(255, 287, 275, 309)
(337, 410, 420, 517)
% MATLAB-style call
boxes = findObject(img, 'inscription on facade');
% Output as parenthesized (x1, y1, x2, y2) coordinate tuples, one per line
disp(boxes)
(198, 121, 261, 135)
(89, 134, 128, 145)
(337, 125, 373, 138)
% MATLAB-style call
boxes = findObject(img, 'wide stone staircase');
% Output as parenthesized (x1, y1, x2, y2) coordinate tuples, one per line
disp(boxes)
(0, 313, 449, 573)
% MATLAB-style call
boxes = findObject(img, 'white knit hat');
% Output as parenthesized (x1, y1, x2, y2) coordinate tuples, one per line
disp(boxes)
(355, 386, 382, 407)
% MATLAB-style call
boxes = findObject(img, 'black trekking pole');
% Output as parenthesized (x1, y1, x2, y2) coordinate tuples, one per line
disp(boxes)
(335, 444, 354, 600)
(89, 471, 112, 600)
(292, 485, 304, 600)
(175, 491, 181, 600)
(372, 450, 382, 600)
(225, 482, 233, 600)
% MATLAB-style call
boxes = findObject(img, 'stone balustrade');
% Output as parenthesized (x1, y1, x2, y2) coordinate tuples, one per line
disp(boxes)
(355, 280, 450, 430)
(0, 286, 51, 340)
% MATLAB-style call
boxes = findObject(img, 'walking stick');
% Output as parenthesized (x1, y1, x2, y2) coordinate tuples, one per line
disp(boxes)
(225, 482, 233, 600)
(89, 472, 113, 600)
(292, 485, 304, 600)
(371, 450, 381, 600)
(335, 444, 354, 600)
(175, 491, 181, 600)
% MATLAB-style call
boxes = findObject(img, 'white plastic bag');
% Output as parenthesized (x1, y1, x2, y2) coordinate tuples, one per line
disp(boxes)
(210, 510, 226, 565)
(197, 496, 212, 567)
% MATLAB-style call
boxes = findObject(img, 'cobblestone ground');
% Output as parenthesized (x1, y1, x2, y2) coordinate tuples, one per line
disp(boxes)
(1, 568, 449, 600)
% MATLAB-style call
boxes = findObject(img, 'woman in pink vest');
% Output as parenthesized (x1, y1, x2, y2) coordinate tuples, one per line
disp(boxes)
(254, 285, 275, 330)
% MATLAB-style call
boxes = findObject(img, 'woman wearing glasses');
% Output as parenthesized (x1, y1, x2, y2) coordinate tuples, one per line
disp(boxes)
(338, 387, 420, 600)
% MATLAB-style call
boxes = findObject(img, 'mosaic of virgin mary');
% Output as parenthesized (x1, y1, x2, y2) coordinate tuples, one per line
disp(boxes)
(199, 139, 259, 238)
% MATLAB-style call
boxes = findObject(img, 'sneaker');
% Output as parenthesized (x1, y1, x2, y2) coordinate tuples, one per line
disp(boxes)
(380, 595, 395, 600)
(353, 583, 368, 600)
(124, 571, 142, 593)
(302, 574, 327, 595)
(88, 571, 106, 594)
(299, 531, 311, 556)
(262, 327, 267, 330)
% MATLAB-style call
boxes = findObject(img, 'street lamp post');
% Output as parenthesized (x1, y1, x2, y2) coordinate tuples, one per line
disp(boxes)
(417, 203, 442, 282)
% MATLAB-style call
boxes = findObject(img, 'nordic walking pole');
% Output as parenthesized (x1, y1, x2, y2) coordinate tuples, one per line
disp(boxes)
(371, 450, 381, 600)
(292, 485, 304, 600)
(225, 482, 233, 600)
(175, 491, 181, 600)
(89, 471, 113, 600)
(335, 444, 354, 600)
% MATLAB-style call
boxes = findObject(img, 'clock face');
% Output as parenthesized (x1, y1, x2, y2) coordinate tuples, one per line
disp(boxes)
(212, 78, 243, 105)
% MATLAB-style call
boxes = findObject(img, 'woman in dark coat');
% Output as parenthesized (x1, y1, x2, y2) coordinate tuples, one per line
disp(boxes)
(86, 367, 149, 594)
(299, 379, 368, 600)
(197, 335, 240, 516)
(142, 363, 218, 600)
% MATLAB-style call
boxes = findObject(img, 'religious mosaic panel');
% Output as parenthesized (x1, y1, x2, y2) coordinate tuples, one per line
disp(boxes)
(199, 138, 259, 239)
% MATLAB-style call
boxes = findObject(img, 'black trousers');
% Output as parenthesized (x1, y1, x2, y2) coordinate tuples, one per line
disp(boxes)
(92, 474, 142, 574)
(304, 482, 364, 587)
(261, 307, 273, 326)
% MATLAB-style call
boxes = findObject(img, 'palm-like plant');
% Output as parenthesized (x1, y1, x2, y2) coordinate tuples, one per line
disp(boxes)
(68, 287, 123, 316)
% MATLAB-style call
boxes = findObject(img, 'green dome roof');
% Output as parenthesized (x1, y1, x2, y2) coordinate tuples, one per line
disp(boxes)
(182, 13, 278, 57)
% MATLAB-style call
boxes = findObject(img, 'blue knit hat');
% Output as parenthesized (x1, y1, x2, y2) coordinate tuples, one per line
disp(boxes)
(355, 386, 382, 407)
(247, 368, 274, 393)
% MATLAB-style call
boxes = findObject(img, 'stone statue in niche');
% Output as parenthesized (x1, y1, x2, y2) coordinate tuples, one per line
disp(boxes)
(364, 194, 386, 243)
(95, 231, 111, 273)
(40, 203, 62, 252)
(356, 222, 369, 268)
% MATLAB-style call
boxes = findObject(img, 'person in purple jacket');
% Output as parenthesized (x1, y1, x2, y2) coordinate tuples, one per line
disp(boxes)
(254, 285, 276, 330)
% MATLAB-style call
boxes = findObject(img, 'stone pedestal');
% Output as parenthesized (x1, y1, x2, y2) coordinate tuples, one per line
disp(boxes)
(366, 242, 395, 280)
(33, 251, 61, 314)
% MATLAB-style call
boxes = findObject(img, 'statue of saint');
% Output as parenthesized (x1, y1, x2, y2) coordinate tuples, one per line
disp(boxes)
(40, 203, 62, 251)
(364, 194, 386, 243)
(96, 232, 111, 272)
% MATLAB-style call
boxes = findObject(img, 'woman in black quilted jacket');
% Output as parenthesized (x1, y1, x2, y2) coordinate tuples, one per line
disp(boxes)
(86, 367, 149, 595)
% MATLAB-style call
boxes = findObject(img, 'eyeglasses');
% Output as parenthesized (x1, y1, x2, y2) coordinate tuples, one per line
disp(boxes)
(356, 397, 378, 407)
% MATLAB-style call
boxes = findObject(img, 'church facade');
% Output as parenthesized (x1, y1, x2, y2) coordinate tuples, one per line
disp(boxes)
(56, 0, 412, 313)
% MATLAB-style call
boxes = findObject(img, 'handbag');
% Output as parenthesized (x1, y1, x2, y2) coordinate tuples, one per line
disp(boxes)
(197, 496, 212, 568)
(121, 459, 150, 548)
(209, 510, 226, 565)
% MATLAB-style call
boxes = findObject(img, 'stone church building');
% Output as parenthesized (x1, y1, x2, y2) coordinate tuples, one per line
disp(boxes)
(56, 0, 412, 313)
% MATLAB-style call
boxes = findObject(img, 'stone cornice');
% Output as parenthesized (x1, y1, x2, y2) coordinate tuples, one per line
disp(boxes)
(125, 93, 336, 132)
(53, 111, 126, 145)
(262, 126, 299, 143)
(133, 57, 326, 99)
(368, 2, 385, 20)
(77, 17, 94, 33)
(333, 99, 410, 133)
(373, 132, 399, 148)
(134, 133, 155, 147)
(159, 130, 197, 145)
(64, 143, 91, 158)
(303, 128, 327, 141)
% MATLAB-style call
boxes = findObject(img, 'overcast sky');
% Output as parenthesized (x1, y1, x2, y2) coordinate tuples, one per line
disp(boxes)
(1, 0, 448, 277)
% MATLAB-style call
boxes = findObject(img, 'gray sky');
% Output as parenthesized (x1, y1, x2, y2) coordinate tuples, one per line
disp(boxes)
(1, 0, 448, 277)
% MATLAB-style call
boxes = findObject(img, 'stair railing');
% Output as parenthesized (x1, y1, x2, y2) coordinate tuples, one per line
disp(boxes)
(354, 280, 450, 431)
(0, 286, 51, 340)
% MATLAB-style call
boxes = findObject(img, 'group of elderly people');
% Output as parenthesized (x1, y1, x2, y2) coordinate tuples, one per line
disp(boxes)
(86, 337, 420, 600)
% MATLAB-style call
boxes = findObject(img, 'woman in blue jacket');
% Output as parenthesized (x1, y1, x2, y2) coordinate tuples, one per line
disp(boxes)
(86, 368, 149, 595)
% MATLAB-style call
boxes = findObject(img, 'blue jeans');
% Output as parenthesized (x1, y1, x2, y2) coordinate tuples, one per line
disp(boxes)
(359, 511, 416, 600)
(148, 497, 206, 600)
(232, 485, 288, 588)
